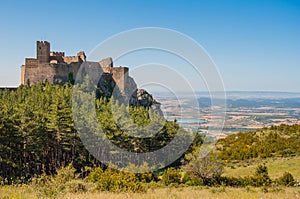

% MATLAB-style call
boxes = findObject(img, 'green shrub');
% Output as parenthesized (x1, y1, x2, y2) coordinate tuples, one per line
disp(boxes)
(161, 168, 181, 186)
(276, 172, 295, 186)
(250, 175, 271, 187)
(181, 172, 191, 185)
(252, 165, 271, 186)
(87, 167, 103, 183)
(126, 162, 155, 183)
(87, 167, 146, 192)
(218, 176, 244, 187)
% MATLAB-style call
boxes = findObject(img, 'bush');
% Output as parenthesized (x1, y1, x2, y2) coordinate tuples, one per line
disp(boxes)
(126, 162, 155, 183)
(250, 175, 271, 187)
(183, 154, 224, 186)
(86, 167, 103, 183)
(31, 163, 88, 198)
(276, 172, 295, 186)
(87, 167, 146, 192)
(161, 168, 181, 186)
(218, 176, 244, 187)
(55, 163, 76, 184)
(252, 165, 271, 186)
(31, 174, 60, 198)
(64, 180, 88, 193)
(181, 172, 191, 185)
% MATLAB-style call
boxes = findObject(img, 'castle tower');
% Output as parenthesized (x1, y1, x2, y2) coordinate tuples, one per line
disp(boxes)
(37, 41, 50, 63)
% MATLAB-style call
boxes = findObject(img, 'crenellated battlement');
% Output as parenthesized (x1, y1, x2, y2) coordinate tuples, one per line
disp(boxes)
(50, 51, 65, 57)
(37, 41, 50, 44)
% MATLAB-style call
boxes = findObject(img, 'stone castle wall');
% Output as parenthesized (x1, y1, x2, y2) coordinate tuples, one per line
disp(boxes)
(53, 63, 81, 83)
(111, 67, 129, 93)
(21, 41, 129, 94)
(23, 64, 55, 84)
(25, 58, 38, 68)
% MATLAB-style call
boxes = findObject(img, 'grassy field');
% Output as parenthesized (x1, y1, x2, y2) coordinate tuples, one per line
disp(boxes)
(1, 186, 300, 199)
(224, 156, 300, 179)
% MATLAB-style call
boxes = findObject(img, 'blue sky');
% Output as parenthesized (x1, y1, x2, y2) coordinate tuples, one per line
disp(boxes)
(0, 0, 299, 92)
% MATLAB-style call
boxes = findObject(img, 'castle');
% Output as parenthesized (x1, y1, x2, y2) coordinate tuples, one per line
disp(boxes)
(19, 41, 161, 109)
(21, 41, 129, 93)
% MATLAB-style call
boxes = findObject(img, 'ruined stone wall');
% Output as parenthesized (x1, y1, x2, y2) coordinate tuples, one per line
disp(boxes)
(52, 62, 81, 83)
(77, 51, 86, 62)
(99, 57, 113, 73)
(50, 56, 64, 64)
(111, 67, 129, 93)
(50, 52, 65, 57)
(50, 52, 65, 64)
(63, 56, 80, 64)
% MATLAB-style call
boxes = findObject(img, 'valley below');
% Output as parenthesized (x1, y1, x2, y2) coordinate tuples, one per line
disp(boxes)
(154, 91, 300, 138)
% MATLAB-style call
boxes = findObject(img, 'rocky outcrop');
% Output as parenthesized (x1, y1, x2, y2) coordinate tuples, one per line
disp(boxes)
(94, 69, 160, 112)
(129, 89, 162, 114)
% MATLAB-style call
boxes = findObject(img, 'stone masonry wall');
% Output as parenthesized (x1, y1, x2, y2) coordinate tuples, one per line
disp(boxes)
(21, 41, 130, 94)
(23, 64, 56, 84)
(111, 67, 128, 93)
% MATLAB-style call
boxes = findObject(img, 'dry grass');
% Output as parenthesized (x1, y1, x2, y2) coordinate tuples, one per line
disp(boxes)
(1, 186, 300, 199)
(62, 187, 300, 199)
(224, 156, 300, 179)
(0, 185, 36, 199)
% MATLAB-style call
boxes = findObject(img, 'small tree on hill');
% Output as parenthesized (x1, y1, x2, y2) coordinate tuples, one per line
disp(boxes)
(184, 154, 224, 186)
(277, 172, 295, 186)
(252, 164, 272, 186)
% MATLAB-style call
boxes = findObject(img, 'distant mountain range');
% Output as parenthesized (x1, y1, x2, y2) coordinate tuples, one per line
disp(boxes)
(152, 91, 300, 100)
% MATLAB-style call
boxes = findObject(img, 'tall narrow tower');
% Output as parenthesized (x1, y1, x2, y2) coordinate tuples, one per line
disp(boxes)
(37, 41, 50, 63)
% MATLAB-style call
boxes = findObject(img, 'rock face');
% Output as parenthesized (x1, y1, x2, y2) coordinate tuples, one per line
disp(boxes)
(129, 89, 162, 114)
(129, 89, 156, 107)
(80, 61, 160, 111)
